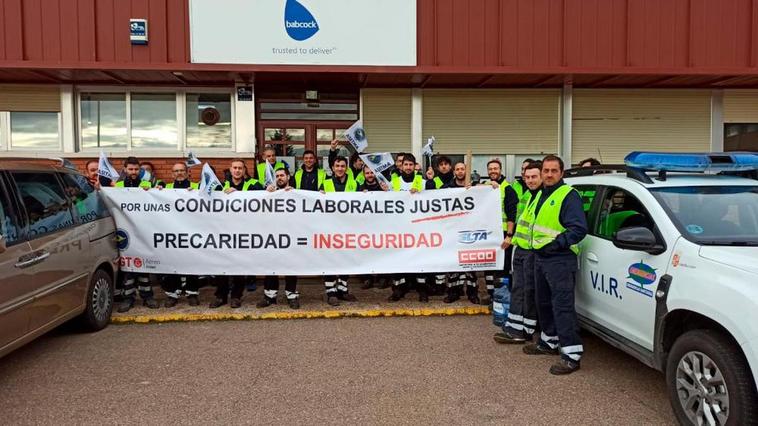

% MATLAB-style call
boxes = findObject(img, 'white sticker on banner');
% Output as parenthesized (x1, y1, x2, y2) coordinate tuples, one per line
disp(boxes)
(100, 187, 504, 276)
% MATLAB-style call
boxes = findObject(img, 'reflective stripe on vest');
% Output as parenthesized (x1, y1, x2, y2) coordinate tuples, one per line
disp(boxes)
(391, 174, 424, 192)
(512, 191, 539, 250)
(294, 168, 325, 189)
(526, 184, 579, 255)
(323, 177, 357, 192)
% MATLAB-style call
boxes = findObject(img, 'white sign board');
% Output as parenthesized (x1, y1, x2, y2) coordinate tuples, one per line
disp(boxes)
(189, 0, 417, 66)
(101, 187, 503, 275)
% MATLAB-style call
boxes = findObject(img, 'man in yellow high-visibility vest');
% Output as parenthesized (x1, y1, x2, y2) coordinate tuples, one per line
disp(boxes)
(521, 155, 588, 375)
(494, 160, 542, 344)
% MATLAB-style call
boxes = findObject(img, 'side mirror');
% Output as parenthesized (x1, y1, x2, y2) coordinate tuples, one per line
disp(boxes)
(612, 227, 665, 255)
(0, 234, 6, 254)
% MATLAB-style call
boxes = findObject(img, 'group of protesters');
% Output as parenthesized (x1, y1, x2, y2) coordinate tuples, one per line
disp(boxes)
(86, 142, 591, 374)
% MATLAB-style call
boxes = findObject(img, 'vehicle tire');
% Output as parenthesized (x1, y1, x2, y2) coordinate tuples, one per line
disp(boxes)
(77, 268, 114, 331)
(666, 329, 758, 426)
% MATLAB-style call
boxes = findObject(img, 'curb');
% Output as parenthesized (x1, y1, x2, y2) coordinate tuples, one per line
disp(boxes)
(111, 306, 491, 324)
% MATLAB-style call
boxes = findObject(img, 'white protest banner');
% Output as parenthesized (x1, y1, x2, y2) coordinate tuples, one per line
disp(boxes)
(344, 120, 368, 153)
(98, 151, 120, 180)
(100, 186, 504, 275)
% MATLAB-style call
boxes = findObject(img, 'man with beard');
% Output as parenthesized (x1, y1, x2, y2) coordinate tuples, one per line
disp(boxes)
(494, 160, 542, 344)
(257, 168, 301, 309)
(328, 139, 366, 185)
(388, 153, 428, 303)
(424, 156, 454, 295)
(480, 159, 518, 306)
(442, 162, 480, 304)
(319, 156, 359, 306)
(357, 166, 389, 290)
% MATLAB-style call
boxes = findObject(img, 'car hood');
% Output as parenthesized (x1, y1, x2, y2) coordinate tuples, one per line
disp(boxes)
(699, 246, 758, 275)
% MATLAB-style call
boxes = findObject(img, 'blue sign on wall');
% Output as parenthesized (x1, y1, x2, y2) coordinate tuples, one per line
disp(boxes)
(130, 19, 148, 45)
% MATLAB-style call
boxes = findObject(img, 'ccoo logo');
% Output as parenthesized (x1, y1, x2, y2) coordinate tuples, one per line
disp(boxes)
(284, 0, 319, 41)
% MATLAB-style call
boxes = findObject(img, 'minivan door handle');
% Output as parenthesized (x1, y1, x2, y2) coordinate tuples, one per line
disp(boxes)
(586, 252, 599, 263)
(15, 250, 50, 269)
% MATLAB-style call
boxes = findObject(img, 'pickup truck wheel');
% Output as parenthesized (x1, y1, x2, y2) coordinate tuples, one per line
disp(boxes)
(666, 329, 757, 426)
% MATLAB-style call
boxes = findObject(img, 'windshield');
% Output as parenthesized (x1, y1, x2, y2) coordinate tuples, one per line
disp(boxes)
(650, 186, 758, 246)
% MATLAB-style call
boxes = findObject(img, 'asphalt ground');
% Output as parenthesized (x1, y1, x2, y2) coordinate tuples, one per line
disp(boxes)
(0, 315, 676, 425)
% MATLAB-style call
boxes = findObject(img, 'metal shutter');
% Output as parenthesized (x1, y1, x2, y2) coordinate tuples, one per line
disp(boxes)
(0, 85, 61, 112)
(362, 89, 412, 153)
(573, 89, 711, 164)
(724, 90, 758, 123)
(422, 89, 560, 155)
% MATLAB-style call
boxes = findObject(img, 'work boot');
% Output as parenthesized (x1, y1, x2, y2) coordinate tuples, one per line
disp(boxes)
(164, 297, 179, 308)
(549, 359, 581, 375)
(288, 298, 300, 309)
(494, 332, 526, 344)
(443, 288, 460, 304)
(430, 285, 445, 296)
(361, 279, 374, 290)
(418, 292, 429, 303)
(466, 287, 480, 305)
(387, 288, 404, 302)
(522, 343, 559, 356)
(187, 295, 200, 306)
(256, 297, 276, 308)
(117, 298, 135, 313)
(143, 298, 160, 309)
(480, 295, 492, 306)
(338, 293, 357, 302)
(230, 298, 242, 309)
(326, 295, 340, 306)
(209, 298, 227, 309)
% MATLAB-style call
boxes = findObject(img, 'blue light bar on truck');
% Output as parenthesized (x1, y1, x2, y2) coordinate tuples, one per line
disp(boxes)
(624, 152, 758, 173)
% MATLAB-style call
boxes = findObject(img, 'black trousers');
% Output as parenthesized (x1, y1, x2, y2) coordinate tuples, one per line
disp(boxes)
(534, 254, 584, 363)
(393, 274, 428, 295)
(324, 275, 349, 295)
(263, 276, 299, 300)
(503, 248, 537, 339)
(214, 276, 246, 301)
(162, 275, 200, 299)
(123, 273, 153, 301)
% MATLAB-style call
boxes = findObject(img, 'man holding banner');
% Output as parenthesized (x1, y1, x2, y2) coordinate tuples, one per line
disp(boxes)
(209, 159, 264, 309)
(443, 162, 480, 305)
(114, 156, 160, 313)
(319, 156, 358, 306)
(258, 168, 301, 310)
(424, 155, 455, 296)
(388, 153, 429, 303)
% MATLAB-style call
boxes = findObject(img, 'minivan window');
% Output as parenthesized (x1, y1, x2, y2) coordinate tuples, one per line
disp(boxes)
(0, 187, 20, 244)
(59, 172, 111, 225)
(12, 172, 75, 238)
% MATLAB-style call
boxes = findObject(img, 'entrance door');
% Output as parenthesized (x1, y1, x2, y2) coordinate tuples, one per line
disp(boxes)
(258, 122, 351, 171)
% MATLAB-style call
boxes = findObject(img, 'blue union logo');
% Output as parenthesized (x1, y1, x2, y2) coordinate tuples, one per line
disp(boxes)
(284, 0, 319, 41)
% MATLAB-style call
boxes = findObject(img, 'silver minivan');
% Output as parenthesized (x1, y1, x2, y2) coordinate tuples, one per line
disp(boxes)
(0, 160, 118, 358)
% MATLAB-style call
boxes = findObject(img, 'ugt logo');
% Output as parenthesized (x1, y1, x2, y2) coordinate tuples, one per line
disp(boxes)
(284, 0, 319, 41)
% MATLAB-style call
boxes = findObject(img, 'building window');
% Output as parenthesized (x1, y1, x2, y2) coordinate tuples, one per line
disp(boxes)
(80, 93, 128, 149)
(10, 112, 60, 150)
(724, 123, 758, 151)
(130, 93, 178, 149)
(186, 93, 232, 148)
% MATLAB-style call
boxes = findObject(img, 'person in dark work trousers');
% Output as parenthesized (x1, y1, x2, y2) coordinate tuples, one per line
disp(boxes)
(257, 168, 301, 309)
(292, 149, 326, 191)
(208, 159, 265, 309)
(480, 159, 518, 306)
(521, 155, 588, 375)
(442, 162, 479, 304)
(424, 155, 454, 296)
(357, 165, 389, 290)
(115, 156, 160, 312)
(319, 156, 359, 306)
(161, 162, 201, 308)
(388, 153, 429, 303)
(494, 160, 543, 344)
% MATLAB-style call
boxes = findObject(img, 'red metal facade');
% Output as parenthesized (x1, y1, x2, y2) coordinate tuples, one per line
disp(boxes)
(0, 0, 757, 87)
